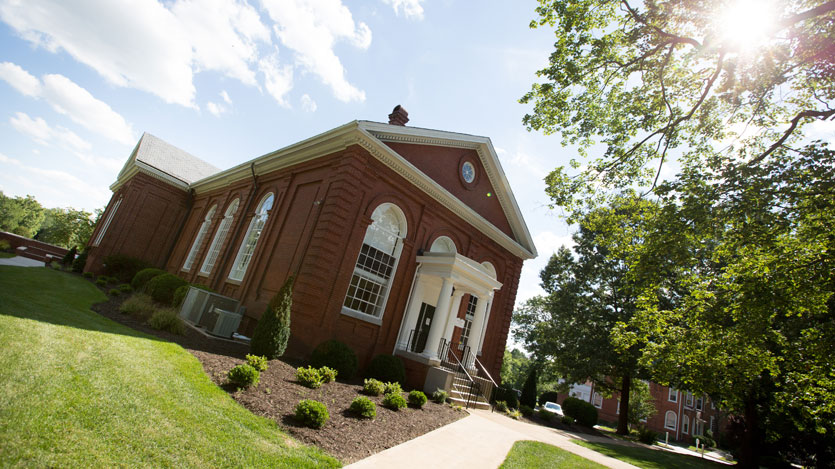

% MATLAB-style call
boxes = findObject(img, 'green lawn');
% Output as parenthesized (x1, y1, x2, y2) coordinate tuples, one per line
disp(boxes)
(573, 439, 729, 469)
(500, 440, 607, 468)
(0, 266, 339, 468)
(0, 252, 14, 258)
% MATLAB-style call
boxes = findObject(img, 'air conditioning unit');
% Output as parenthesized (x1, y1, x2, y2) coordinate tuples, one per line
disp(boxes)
(179, 287, 242, 337)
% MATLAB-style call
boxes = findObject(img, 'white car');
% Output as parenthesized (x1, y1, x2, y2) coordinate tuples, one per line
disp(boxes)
(543, 401, 564, 416)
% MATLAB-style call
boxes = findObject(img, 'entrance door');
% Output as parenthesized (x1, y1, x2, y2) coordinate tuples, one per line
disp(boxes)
(412, 302, 436, 353)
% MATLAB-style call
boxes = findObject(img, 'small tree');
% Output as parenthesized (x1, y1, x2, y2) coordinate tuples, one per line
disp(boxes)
(61, 246, 77, 266)
(250, 275, 294, 359)
(520, 367, 538, 409)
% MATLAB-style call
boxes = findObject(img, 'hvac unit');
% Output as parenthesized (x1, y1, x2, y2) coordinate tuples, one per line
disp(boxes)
(178, 286, 243, 338)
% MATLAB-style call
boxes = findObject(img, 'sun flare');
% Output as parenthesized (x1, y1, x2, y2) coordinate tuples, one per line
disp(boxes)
(717, 0, 778, 53)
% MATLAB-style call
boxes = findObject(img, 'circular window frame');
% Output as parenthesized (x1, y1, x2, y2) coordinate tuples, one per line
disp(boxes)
(458, 156, 478, 189)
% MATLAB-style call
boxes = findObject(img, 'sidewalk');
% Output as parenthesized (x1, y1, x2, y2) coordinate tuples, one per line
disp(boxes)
(0, 256, 45, 267)
(346, 409, 640, 469)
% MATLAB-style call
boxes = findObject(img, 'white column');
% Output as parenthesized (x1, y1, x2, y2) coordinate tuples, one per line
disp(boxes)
(476, 292, 494, 355)
(398, 273, 425, 349)
(424, 277, 454, 360)
(468, 291, 491, 360)
(443, 290, 467, 343)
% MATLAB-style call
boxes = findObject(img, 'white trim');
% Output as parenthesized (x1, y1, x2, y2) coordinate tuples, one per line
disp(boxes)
(664, 410, 677, 430)
(92, 198, 121, 246)
(182, 205, 216, 271)
(228, 193, 274, 282)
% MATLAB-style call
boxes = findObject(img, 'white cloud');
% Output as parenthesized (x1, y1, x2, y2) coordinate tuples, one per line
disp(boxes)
(220, 90, 232, 105)
(261, 0, 370, 102)
(0, 61, 41, 96)
(259, 52, 294, 107)
(0, 152, 110, 207)
(207, 90, 233, 117)
(382, 0, 424, 20)
(10, 112, 92, 152)
(300, 94, 317, 112)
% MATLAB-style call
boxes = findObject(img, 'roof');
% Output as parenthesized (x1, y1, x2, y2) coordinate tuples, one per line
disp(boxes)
(111, 132, 220, 190)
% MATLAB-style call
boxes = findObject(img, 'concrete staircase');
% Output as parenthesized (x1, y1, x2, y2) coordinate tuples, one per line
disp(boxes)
(449, 375, 491, 410)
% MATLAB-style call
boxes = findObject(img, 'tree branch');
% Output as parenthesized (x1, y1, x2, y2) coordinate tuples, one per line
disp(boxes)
(621, 0, 702, 48)
(748, 109, 835, 165)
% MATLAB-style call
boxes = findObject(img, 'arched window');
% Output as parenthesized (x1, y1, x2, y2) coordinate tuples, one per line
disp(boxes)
(182, 205, 217, 271)
(683, 415, 690, 434)
(665, 411, 677, 430)
(429, 235, 456, 254)
(200, 198, 239, 275)
(343, 203, 407, 319)
(229, 193, 274, 281)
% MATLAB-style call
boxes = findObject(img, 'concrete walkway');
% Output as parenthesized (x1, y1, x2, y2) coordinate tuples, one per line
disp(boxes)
(346, 409, 640, 469)
(0, 256, 45, 267)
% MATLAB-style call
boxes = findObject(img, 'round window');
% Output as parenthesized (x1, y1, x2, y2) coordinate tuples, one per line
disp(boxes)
(461, 161, 476, 184)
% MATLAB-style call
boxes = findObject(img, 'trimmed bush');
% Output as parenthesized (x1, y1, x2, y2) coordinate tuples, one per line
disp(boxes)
(117, 283, 132, 293)
(295, 399, 329, 428)
(131, 268, 166, 291)
(520, 368, 537, 408)
(82, 271, 93, 279)
(310, 339, 358, 379)
(171, 283, 213, 308)
(538, 409, 555, 421)
(539, 391, 560, 406)
(562, 396, 599, 427)
(493, 386, 519, 409)
(296, 366, 323, 389)
(102, 254, 151, 283)
(246, 354, 269, 372)
(561, 415, 575, 425)
(71, 251, 88, 273)
(149, 307, 186, 335)
(108, 288, 120, 296)
(495, 401, 509, 412)
(349, 396, 376, 419)
(363, 378, 385, 396)
(319, 366, 337, 383)
(228, 364, 260, 389)
(382, 392, 407, 411)
(520, 404, 534, 417)
(0, 239, 11, 251)
(119, 293, 156, 318)
(95, 278, 107, 286)
(61, 246, 77, 266)
(365, 354, 406, 385)
(383, 381, 403, 396)
(637, 426, 658, 445)
(431, 389, 449, 404)
(408, 390, 427, 408)
(250, 276, 294, 359)
(146, 273, 188, 306)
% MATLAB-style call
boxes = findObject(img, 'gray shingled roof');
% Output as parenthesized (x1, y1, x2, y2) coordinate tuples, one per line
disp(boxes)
(134, 132, 220, 184)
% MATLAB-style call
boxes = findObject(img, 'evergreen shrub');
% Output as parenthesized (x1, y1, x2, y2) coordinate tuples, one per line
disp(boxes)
(365, 354, 406, 385)
(383, 381, 402, 395)
(363, 378, 385, 396)
(295, 399, 329, 428)
(431, 389, 449, 404)
(349, 397, 376, 419)
(246, 354, 269, 372)
(562, 396, 598, 427)
(310, 339, 358, 379)
(408, 390, 427, 408)
(319, 366, 337, 383)
(228, 364, 260, 388)
(61, 246, 77, 266)
(146, 273, 188, 305)
(102, 254, 151, 283)
(71, 250, 88, 273)
(250, 276, 294, 359)
(149, 307, 186, 335)
(493, 386, 519, 409)
(382, 392, 406, 411)
(119, 293, 156, 318)
(296, 366, 323, 389)
(131, 268, 166, 291)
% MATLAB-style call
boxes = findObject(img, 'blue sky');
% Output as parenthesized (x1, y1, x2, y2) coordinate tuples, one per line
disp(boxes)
(0, 0, 578, 305)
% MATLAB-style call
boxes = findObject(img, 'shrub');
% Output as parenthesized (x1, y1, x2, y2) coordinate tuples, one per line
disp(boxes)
(71, 251, 88, 273)
(520, 404, 534, 417)
(382, 392, 407, 411)
(82, 271, 93, 279)
(365, 354, 406, 385)
(699, 432, 716, 449)
(95, 278, 107, 286)
(295, 399, 329, 428)
(431, 389, 449, 404)
(246, 354, 269, 372)
(171, 283, 213, 308)
(250, 276, 294, 359)
(408, 390, 427, 408)
(149, 307, 186, 335)
(131, 268, 167, 291)
(108, 288, 120, 296)
(383, 381, 403, 396)
(117, 283, 132, 293)
(561, 415, 575, 425)
(310, 339, 358, 379)
(538, 409, 555, 421)
(61, 246, 77, 266)
(319, 366, 337, 383)
(539, 391, 560, 406)
(119, 293, 156, 318)
(0, 239, 11, 251)
(507, 409, 522, 420)
(495, 400, 509, 412)
(562, 396, 599, 427)
(228, 364, 260, 388)
(102, 254, 151, 283)
(349, 396, 376, 419)
(520, 367, 538, 408)
(296, 366, 323, 389)
(363, 378, 386, 396)
(637, 426, 658, 445)
(146, 273, 188, 305)
(493, 386, 519, 409)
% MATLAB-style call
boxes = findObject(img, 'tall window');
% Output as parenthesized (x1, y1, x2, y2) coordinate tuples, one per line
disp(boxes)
(665, 411, 677, 430)
(593, 392, 603, 408)
(92, 197, 122, 246)
(459, 295, 477, 350)
(696, 396, 703, 411)
(201, 199, 239, 275)
(182, 205, 216, 271)
(685, 392, 694, 408)
(229, 193, 274, 281)
(668, 387, 678, 402)
(683, 415, 690, 434)
(343, 203, 407, 319)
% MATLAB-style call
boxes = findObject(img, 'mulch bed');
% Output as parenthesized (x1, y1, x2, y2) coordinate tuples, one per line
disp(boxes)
(87, 282, 467, 464)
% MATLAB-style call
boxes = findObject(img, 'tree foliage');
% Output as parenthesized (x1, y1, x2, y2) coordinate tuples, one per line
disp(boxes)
(522, 0, 835, 218)
(0, 192, 45, 238)
(500, 348, 532, 390)
(251, 275, 294, 359)
(36, 207, 95, 249)
(520, 366, 538, 408)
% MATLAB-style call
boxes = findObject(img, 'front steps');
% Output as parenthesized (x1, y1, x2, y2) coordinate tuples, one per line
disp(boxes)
(449, 375, 491, 410)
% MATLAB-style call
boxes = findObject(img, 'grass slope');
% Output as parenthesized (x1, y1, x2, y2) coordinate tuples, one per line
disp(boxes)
(573, 440, 728, 469)
(500, 441, 607, 469)
(0, 266, 339, 468)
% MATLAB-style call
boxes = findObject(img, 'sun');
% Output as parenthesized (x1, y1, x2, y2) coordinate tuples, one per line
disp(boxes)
(717, 0, 778, 53)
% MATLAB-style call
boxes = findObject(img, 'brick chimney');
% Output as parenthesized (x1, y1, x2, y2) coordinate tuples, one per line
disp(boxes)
(388, 105, 409, 126)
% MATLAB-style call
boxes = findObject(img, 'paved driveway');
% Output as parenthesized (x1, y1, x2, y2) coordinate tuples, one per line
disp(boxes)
(346, 409, 640, 469)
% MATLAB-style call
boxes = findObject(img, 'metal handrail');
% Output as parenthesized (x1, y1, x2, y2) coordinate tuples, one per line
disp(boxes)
(473, 354, 498, 388)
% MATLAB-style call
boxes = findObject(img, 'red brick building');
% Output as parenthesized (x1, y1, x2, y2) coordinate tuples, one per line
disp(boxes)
(85, 108, 537, 392)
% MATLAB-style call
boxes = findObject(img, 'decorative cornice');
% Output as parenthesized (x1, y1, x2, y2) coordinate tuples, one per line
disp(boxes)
(110, 161, 189, 192)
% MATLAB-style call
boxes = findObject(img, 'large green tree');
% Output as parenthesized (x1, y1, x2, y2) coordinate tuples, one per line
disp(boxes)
(0, 192, 45, 238)
(500, 348, 532, 390)
(36, 207, 96, 249)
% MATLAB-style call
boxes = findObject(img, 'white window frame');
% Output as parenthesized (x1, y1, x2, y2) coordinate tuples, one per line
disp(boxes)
(182, 205, 216, 271)
(200, 198, 239, 276)
(664, 411, 677, 430)
(683, 415, 690, 434)
(694, 419, 704, 436)
(92, 197, 122, 246)
(228, 193, 274, 282)
(341, 203, 407, 324)
(458, 295, 477, 350)
(593, 392, 603, 408)
(668, 387, 678, 402)
(696, 396, 703, 411)
(685, 392, 694, 408)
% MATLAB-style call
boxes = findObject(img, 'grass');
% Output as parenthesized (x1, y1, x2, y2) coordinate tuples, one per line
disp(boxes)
(0, 266, 339, 468)
(573, 440, 729, 469)
(0, 252, 15, 258)
(500, 440, 607, 468)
